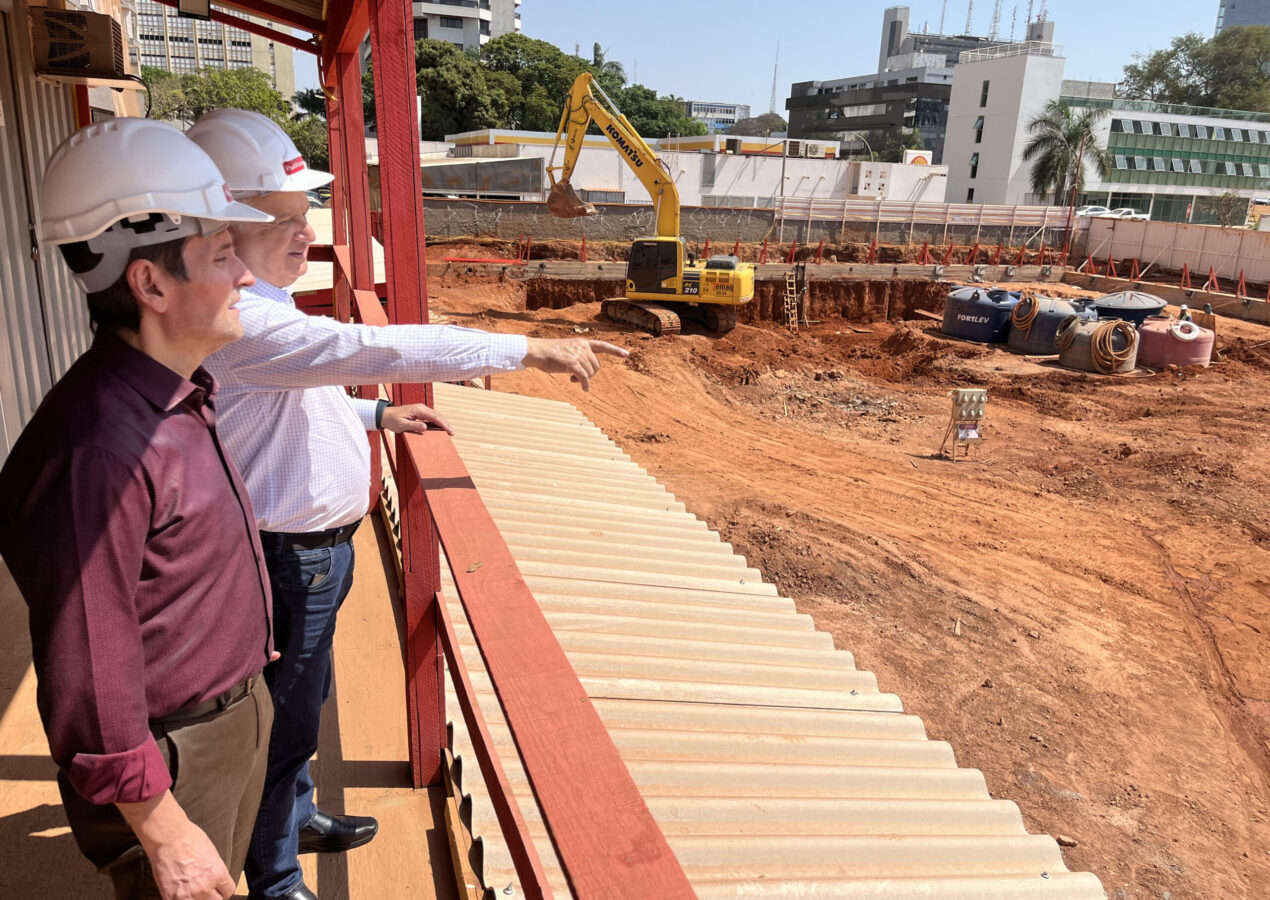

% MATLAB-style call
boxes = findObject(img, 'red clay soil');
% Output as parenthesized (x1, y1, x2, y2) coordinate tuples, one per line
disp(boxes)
(431, 273, 1270, 900)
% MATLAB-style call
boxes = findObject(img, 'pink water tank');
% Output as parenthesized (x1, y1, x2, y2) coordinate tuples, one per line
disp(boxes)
(1136, 316, 1214, 368)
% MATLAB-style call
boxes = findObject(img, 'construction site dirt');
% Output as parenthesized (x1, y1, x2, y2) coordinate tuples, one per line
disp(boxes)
(424, 241, 1270, 899)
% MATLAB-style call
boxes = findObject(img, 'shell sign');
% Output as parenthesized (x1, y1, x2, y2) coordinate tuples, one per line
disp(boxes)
(903, 149, 931, 165)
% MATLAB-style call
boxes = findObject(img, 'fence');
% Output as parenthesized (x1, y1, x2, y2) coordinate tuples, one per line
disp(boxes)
(1080, 217, 1270, 285)
(774, 197, 1077, 249)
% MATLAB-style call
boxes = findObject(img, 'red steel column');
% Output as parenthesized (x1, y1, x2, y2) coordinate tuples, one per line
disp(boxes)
(369, 0, 442, 788)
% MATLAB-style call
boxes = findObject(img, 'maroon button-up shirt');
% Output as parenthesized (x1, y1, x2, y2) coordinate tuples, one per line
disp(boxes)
(0, 332, 273, 805)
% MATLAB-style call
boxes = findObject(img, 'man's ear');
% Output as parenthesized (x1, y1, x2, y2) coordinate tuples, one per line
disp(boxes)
(126, 258, 171, 316)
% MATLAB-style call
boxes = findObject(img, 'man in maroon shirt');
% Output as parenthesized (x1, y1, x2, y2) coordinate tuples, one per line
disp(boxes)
(0, 118, 277, 899)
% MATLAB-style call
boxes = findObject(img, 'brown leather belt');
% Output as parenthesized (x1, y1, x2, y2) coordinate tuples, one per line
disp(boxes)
(151, 672, 260, 737)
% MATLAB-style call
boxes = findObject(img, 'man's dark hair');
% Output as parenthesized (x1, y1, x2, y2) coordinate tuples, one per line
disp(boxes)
(59, 238, 190, 333)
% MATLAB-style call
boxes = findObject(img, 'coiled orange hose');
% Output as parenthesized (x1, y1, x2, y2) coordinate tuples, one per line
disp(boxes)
(1010, 292, 1039, 339)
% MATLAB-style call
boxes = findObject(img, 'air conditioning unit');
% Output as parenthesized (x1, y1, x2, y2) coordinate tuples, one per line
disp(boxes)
(805, 142, 823, 158)
(30, 8, 125, 80)
(724, 138, 742, 155)
(785, 139, 802, 157)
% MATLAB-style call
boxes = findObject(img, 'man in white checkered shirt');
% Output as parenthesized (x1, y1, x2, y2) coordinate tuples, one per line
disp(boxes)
(190, 109, 627, 900)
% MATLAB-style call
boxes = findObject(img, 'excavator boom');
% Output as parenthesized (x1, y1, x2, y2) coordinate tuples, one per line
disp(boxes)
(546, 73, 680, 238)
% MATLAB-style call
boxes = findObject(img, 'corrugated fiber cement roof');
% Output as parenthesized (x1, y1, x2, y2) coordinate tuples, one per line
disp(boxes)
(430, 382, 1106, 900)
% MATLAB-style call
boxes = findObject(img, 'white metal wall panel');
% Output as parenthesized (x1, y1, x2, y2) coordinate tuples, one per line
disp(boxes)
(6, 8, 89, 382)
(1089, 216, 1270, 284)
(0, 8, 87, 461)
(432, 382, 1106, 899)
(0, 11, 51, 458)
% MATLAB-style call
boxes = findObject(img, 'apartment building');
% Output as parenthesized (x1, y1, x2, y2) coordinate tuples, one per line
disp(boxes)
(136, 0, 294, 97)
(411, 0, 521, 51)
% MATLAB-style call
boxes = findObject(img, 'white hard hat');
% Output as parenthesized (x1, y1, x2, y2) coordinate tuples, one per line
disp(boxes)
(187, 108, 334, 194)
(41, 117, 273, 292)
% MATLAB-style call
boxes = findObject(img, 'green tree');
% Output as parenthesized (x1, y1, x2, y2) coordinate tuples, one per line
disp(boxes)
(142, 66, 289, 125)
(480, 33, 590, 131)
(415, 39, 504, 140)
(876, 127, 923, 162)
(293, 87, 328, 119)
(1121, 26, 1270, 110)
(611, 84, 706, 138)
(726, 112, 787, 135)
(282, 114, 329, 171)
(1022, 100, 1113, 205)
(591, 42, 626, 95)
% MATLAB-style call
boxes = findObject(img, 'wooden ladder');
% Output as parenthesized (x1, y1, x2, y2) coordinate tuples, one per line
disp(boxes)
(784, 270, 799, 331)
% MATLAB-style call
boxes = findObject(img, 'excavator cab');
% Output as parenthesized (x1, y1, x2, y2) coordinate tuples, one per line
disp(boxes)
(626, 238, 683, 295)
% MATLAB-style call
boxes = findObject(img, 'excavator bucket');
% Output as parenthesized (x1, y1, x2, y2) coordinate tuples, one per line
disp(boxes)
(546, 180, 597, 219)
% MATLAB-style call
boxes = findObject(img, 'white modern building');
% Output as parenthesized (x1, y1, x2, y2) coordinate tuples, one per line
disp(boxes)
(943, 42, 1065, 206)
(942, 41, 1270, 222)
(1216, 0, 1270, 32)
(411, 0, 521, 51)
(684, 100, 751, 133)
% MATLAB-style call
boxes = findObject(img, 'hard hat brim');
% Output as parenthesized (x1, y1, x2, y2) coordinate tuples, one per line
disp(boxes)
(284, 168, 335, 192)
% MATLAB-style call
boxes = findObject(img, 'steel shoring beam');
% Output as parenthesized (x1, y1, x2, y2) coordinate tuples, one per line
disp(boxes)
(147, 0, 319, 52)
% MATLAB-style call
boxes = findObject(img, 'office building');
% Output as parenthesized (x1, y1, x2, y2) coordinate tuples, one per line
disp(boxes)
(684, 100, 752, 134)
(136, 0, 295, 98)
(942, 44, 1270, 221)
(788, 4, 1054, 163)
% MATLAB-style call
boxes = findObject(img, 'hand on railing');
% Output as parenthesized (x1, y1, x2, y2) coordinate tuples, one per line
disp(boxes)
(380, 403, 454, 436)
(522, 337, 629, 392)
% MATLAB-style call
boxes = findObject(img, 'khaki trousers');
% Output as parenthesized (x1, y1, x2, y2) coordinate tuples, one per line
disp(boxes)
(58, 675, 273, 899)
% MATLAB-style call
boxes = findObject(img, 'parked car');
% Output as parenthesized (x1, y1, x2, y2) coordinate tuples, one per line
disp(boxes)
(1106, 207, 1150, 220)
(1074, 205, 1110, 218)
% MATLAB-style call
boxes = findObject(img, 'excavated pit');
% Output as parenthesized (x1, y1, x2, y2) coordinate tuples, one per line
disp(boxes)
(523, 278, 949, 324)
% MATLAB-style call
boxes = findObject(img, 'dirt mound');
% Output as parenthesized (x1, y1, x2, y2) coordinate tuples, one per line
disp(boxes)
(1220, 337, 1270, 371)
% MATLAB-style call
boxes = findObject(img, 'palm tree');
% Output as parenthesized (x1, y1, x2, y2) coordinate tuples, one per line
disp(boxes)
(1022, 100, 1113, 205)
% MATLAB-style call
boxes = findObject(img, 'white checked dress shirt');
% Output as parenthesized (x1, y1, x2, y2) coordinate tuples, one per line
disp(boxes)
(205, 279, 527, 534)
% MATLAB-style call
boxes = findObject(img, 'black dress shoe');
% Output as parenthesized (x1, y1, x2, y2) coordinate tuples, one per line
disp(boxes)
(298, 809, 379, 854)
(247, 883, 318, 900)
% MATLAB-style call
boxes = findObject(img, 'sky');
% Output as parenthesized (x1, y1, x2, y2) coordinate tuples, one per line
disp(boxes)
(294, 1, 1221, 109)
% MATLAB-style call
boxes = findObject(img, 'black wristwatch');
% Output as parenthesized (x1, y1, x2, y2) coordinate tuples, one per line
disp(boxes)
(375, 399, 390, 429)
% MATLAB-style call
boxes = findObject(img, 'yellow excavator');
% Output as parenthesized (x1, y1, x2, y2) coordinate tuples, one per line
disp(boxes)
(545, 72, 755, 336)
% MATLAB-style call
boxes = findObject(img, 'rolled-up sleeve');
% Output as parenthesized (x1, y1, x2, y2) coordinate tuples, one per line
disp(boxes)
(208, 298, 528, 392)
(10, 448, 170, 805)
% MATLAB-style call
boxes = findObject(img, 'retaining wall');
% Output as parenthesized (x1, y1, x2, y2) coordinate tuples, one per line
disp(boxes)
(422, 199, 1068, 249)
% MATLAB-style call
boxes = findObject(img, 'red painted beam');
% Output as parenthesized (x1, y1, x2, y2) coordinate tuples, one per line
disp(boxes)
(215, 0, 325, 34)
(322, 0, 369, 72)
(147, 0, 319, 53)
(436, 592, 552, 900)
(412, 433, 695, 899)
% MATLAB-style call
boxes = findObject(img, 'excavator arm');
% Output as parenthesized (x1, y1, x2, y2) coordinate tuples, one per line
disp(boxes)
(546, 72, 681, 239)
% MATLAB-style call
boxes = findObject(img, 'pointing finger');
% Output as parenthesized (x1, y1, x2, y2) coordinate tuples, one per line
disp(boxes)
(587, 340, 629, 358)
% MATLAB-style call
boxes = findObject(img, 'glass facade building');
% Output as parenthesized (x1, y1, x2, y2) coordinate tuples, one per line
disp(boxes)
(1068, 97, 1270, 223)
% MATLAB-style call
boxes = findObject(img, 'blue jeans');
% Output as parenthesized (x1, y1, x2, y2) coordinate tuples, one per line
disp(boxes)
(245, 535, 356, 898)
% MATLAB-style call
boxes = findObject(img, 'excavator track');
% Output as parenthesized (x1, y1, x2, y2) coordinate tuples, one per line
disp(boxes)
(601, 300, 682, 336)
(703, 305, 739, 335)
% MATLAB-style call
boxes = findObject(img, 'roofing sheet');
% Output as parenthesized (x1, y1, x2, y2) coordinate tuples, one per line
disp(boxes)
(430, 381, 1105, 899)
